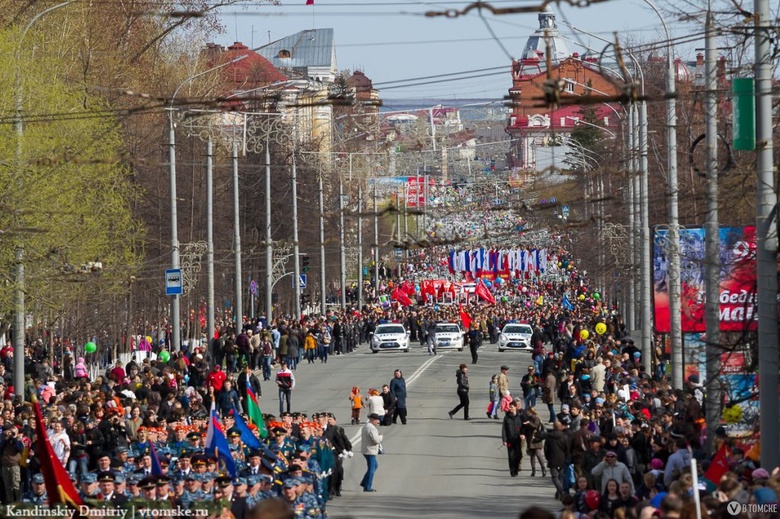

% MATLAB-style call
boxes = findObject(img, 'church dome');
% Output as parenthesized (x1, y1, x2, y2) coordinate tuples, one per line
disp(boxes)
(521, 8, 571, 63)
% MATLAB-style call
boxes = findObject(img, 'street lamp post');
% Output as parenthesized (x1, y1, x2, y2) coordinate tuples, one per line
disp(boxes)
(168, 55, 247, 350)
(14, 0, 77, 399)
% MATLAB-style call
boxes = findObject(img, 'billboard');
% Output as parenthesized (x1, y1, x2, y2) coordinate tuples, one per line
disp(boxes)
(653, 226, 757, 333)
(682, 333, 759, 437)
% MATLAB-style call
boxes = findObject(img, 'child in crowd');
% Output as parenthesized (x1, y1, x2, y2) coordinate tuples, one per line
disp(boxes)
(349, 386, 363, 425)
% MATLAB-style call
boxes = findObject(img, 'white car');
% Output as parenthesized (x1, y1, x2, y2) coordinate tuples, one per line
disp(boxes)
(434, 322, 464, 351)
(370, 324, 410, 353)
(498, 323, 534, 352)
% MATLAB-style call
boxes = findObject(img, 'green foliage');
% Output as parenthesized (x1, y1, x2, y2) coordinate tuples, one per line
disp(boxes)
(0, 28, 143, 321)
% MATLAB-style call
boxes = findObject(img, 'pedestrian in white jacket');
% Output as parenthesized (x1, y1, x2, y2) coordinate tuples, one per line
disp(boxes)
(360, 413, 384, 492)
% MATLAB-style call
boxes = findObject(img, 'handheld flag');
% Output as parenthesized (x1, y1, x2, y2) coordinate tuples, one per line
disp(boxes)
(391, 287, 413, 307)
(246, 386, 269, 439)
(562, 294, 574, 311)
(232, 404, 262, 449)
(704, 442, 731, 485)
(459, 304, 472, 330)
(33, 399, 84, 509)
(205, 405, 237, 477)
(474, 278, 496, 304)
(150, 441, 164, 475)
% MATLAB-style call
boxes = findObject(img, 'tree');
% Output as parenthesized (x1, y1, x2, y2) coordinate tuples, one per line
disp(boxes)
(0, 28, 143, 331)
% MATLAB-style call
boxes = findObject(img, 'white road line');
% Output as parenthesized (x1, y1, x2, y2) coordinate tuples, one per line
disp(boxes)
(348, 353, 446, 447)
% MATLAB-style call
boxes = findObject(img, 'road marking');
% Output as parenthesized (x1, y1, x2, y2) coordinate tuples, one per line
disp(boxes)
(348, 353, 445, 447)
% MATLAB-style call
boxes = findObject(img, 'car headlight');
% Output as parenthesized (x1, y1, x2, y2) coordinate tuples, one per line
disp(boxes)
(499, 334, 506, 342)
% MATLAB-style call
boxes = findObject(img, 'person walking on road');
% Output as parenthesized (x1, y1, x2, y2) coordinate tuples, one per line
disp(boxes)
(359, 413, 383, 492)
(467, 323, 481, 364)
(275, 361, 295, 415)
(502, 400, 524, 476)
(498, 365, 511, 402)
(448, 364, 470, 420)
(425, 319, 437, 356)
(389, 370, 408, 425)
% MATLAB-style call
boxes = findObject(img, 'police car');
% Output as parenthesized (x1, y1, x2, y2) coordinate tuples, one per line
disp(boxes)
(370, 324, 410, 353)
(498, 323, 534, 352)
(434, 322, 464, 351)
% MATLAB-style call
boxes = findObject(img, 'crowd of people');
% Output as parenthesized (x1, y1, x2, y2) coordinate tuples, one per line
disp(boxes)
(487, 315, 777, 519)
(0, 239, 773, 519)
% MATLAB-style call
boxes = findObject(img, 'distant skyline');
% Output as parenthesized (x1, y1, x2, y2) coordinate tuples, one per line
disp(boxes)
(214, 0, 720, 100)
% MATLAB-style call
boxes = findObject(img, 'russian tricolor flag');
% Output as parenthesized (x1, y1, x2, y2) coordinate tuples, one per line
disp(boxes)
(205, 405, 237, 477)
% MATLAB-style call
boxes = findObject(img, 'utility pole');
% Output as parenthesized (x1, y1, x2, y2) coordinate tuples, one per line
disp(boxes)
(754, 0, 779, 470)
(396, 184, 402, 278)
(291, 154, 301, 319)
(206, 137, 215, 343)
(265, 134, 273, 324)
(374, 180, 380, 296)
(663, 12, 683, 390)
(318, 168, 326, 315)
(232, 142, 243, 331)
(339, 174, 347, 308)
(703, 7, 721, 452)
(640, 100, 652, 375)
(625, 106, 635, 331)
(357, 183, 363, 311)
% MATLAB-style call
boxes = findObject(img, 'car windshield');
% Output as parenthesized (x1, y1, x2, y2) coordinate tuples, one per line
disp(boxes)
(377, 325, 405, 334)
(503, 325, 532, 335)
(437, 325, 460, 333)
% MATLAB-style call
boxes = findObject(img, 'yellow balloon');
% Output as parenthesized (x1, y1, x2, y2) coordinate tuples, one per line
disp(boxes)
(146, 335, 152, 344)
(578, 294, 585, 301)
(580, 329, 590, 340)
(595, 323, 607, 335)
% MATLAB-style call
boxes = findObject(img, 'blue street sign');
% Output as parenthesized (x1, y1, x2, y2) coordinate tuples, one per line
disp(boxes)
(299, 274, 307, 289)
(561, 205, 570, 216)
(249, 279, 258, 296)
(165, 269, 183, 296)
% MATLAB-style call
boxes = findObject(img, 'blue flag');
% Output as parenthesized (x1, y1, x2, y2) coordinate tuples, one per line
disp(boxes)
(205, 406, 237, 477)
(562, 294, 574, 311)
(150, 442, 164, 476)
(232, 404, 262, 450)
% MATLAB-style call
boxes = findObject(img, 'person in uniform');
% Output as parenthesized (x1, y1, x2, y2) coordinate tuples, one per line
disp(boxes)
(168, 426, 189, 458)
(233, 477, 248, 498)
(279, 478, 306, 518)
(21, 473, 47, 505)
(180, 473, 207, 509)
(92, 452, 115, 475)
(214, 475, 250, 519)
(171, 452, 193, 479)
(79, 472, 99, 499)
(138, 477, 157, 500)
(96, 470, 129, 505)
(114, 473, 128, 499)
(125, 474, 141, 498)
(269, 427, 296, 460)
(241, 449, 263, 477)
(155, 475, 175, 507)
(246, 474, 276, 507)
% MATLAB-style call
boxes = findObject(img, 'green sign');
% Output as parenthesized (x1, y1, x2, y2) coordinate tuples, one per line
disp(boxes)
(732, 78, 755, 151)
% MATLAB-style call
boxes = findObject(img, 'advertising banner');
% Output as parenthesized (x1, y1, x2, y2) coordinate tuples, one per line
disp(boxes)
(653, 226, 757, 333)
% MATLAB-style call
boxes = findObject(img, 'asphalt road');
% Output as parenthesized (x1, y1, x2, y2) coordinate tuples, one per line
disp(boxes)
(258, 342, 560, 519)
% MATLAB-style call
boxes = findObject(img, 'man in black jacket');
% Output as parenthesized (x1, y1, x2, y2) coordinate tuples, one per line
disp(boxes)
(540, 420, 571, 501)
(237, 364, 262, 415)
(501, 400, 525, 477)
(323, 413, 352, 497)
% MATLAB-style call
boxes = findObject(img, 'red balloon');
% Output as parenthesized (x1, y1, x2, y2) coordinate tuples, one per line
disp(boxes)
(585, 490, 601, 510)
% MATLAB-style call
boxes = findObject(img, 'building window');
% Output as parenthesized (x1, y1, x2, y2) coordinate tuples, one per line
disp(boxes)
(564, 79, 575, 93)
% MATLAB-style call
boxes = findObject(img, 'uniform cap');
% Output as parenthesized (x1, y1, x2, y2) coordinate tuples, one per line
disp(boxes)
(32, 474, 45, 484)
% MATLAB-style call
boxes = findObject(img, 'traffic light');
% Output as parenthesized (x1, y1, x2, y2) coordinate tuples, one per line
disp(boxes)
(302, 255, 310, 272)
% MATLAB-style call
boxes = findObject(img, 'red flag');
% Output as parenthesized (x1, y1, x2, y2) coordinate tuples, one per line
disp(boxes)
(306, 0, 314, 4)
(474, 279, 496, 304)
(391, 287, 413, 306)
(459, 304, 472, 330)
(33, 400, 84, 509)
(704, 442, 731, 484)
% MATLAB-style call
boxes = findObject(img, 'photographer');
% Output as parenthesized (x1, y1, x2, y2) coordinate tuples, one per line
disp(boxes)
(1, 424, 25, 503)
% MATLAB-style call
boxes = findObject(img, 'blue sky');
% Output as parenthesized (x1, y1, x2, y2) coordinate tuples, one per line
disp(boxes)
(215, 0, 709, 100)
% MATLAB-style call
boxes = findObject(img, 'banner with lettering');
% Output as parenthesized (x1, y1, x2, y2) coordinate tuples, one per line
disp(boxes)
(653, 226, 758, 333)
